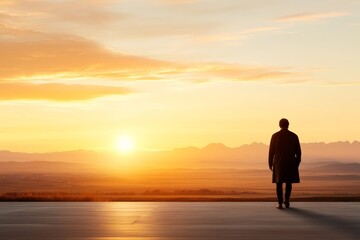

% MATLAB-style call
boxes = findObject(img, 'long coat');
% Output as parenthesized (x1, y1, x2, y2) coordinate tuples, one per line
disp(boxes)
(268, 129, 301, 183)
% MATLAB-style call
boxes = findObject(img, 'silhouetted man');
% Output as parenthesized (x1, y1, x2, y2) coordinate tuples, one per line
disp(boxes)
(269, 118, 301, 209)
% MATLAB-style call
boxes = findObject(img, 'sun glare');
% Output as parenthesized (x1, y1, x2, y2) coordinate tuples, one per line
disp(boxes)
(116, 135, 135, 153)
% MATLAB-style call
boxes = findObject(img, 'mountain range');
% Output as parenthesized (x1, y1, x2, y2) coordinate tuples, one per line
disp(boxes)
(0, 141, 359, 200)
(0, 141, 359, 172)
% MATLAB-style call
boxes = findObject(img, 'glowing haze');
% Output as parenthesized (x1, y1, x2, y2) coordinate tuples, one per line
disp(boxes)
(1, 0, 360, 152)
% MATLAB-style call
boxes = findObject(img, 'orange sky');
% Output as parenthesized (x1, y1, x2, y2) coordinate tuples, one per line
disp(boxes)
(1, 0, 360, 152)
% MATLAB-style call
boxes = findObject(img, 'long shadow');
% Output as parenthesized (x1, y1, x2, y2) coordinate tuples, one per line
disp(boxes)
(285, 207, 360, 238)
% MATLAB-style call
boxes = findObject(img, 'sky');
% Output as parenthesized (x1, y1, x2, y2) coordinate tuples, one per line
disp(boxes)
(0, 0, 360, 152)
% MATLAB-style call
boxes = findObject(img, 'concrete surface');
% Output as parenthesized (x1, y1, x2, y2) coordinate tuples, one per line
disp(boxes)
(0, 202, 359, 239)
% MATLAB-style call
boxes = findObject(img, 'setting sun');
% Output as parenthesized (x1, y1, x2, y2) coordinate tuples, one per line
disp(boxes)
(116, 135, 135, 153)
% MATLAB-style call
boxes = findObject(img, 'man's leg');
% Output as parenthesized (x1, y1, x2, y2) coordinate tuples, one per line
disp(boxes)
(276, 182, 283, 205)
(284, 182, 292, 208)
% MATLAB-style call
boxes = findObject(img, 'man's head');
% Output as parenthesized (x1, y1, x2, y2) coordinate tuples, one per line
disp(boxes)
(279, 118, 289, 129)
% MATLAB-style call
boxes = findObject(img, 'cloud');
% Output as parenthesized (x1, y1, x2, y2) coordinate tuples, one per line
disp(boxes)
(0, 1, 12, 6)
(191, 11, 349, 44)
(0, 0, 122, 25)
(193, 11, 350, 43)
(0, 24, 170, 80)
(157, 0, 199, 4)
(189, 63, 295, 81)
(194, 26, 282, 43)
(0, 23, 297, 83)
(0, 82, 132, 101)
(275, 12, 350, 23)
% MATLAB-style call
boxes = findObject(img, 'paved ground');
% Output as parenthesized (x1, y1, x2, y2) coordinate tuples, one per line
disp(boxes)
(0, 202, 359, 239)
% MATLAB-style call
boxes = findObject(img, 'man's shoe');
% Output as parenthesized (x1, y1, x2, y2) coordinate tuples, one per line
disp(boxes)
(276, 203, 283, 209)
(284, 201, 290, 208)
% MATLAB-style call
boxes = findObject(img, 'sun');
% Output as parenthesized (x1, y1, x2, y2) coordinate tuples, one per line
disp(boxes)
(116, 135, 135, 153)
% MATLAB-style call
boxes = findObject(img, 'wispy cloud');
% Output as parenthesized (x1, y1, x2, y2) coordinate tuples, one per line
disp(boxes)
(0, 82, 132, 101)
(0, 0, 121, 25)
(157, 0, 199, 4)
(187, 11, 349, 43)
(0, 24, 170, 80)
(275, 12, 350, 23)
(195, 26, 282, 43)
(0, 1, 12, 6)
(192, 63, 296, 82)
(0, 23, 299, 83)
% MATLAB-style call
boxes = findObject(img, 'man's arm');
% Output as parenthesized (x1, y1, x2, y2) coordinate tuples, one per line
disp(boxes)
(295, 135, 301, 167)
(268, 135, 275, 171)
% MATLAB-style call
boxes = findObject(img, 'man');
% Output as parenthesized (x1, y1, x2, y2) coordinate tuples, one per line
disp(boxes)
(268, 118, 301, 209)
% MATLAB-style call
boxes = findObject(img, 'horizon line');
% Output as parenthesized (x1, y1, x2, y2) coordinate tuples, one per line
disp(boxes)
(1, 140, 360, 154)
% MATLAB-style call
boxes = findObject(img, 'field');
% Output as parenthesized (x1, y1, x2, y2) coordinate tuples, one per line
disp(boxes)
(1, 167, 359, 201)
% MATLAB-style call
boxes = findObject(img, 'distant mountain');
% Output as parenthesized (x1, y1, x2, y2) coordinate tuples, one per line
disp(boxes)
(202, 143, 229, 151)
(0, 143, 359, 197)
(302, 141, 360, 162)
(0, 141, 359, 171)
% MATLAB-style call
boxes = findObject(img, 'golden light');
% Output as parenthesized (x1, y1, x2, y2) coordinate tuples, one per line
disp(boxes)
(116, 135, 135, 153)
